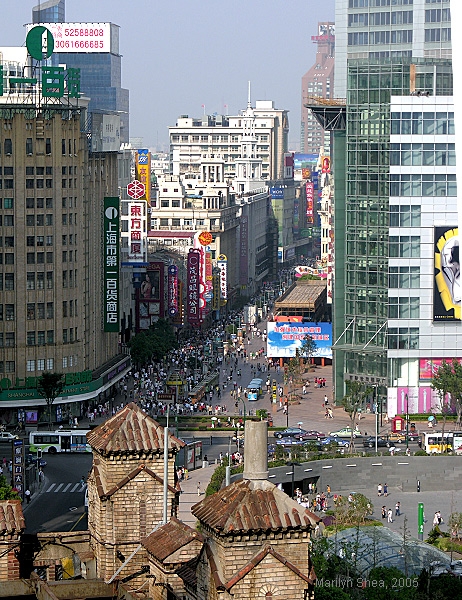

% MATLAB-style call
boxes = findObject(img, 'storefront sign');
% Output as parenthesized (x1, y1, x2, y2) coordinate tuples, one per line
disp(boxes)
(103, 197, 119, 332)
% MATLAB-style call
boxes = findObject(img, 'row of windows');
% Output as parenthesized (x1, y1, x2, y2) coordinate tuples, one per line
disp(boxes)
(425, 8, 451, 22)
(389, 143, 455, 166)
(389, 296, 419, 319)
(388, 327, 419, 349)
(27, 303, 54, 320)
(26, 359, 56, 372)
(349, 10, 413, 26)
(390, 111, 455, 135)
(26, 253, 54, 264)
(62, 328, 78, 344)
(0, 362, 15, 373)
(348, 30, 413, 45)
(425, 27, 451, 42)
(25, 167, 53, 175)
(0, 214, 54, 227)
(171, 134, 268, 143)
(389, 205, 421, 227)
(25, 179, 53, 189)
(62, 300, 78, 318)
(26, 331, 55, 346)
(24, 197, 77, 210)
(0, 138, 78, 156)
(389, 174, 456, 196)
(26, 272, 54, 289)
(0, 236, 14, 246)
(349, 0, 413, 6)
(389, 235, 420, 258)
(389, 266, 420, 288)
(26, 236, 53, 247)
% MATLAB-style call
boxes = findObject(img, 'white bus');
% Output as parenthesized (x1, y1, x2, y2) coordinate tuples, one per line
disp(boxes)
(29, 430, 91, 454)
(421, 431, 456, 454)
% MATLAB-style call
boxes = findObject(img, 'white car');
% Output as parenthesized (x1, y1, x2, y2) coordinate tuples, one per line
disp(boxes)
(0, 431, 18, 441)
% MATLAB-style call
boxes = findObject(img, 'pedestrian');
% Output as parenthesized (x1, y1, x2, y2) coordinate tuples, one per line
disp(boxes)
(324, 395, 328, 406)
(25, 489, 31, 504)
(383, 483, 388, 497)
(395, 501, 401, 516)
(381, 506, 387, 519)
(197, 482, 201, 496)
(377, 483, 383, 496)
(433, 512, 439, 527)
(326, 484, 331, 497)
(387, 508, 393, 523)
(302, 385, 306, 395)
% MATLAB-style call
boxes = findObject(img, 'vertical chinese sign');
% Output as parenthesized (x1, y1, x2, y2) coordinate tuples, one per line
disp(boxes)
(13, 439, 24, 499)
(187, 249, 202, 326)
(103, 197, 119, 332)
(136, 149, 151, 208)
(217, 254, 228, 304)
(168, 265, 179, 316)
(128, 202, 146, 263)
(239, 216, 249, 285)
(306, 182, 314, 225)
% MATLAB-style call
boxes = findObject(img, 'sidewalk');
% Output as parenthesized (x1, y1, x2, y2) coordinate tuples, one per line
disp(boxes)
(177, 463, 216, 527)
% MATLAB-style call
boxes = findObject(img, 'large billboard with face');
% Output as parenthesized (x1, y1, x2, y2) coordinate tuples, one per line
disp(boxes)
(434, 226, 460, 321)
(266, 322, 332, 359)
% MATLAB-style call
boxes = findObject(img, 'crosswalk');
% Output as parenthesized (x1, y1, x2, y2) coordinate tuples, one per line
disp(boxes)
(45, 483, 85, 493)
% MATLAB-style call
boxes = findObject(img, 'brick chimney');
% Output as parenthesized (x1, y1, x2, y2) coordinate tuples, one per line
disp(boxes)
(243, 420, 268, 481)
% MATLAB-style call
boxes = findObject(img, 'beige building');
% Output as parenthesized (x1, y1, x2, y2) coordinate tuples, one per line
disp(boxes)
(0, 100, 128, 422)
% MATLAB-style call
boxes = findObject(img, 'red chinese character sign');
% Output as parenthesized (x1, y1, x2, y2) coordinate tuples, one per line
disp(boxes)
(187, 249, 203, 326)
(127, 180, 146, 200)
(128, 202, 146, 263)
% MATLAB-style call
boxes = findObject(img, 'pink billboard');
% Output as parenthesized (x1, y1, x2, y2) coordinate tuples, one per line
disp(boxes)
(419, 358, 462, 380)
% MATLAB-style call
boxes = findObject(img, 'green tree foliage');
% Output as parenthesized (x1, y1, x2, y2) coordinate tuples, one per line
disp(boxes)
(301, 334, 318, 362)
(448, 511, 462, 539)
(341, 382, 372, 453)
(37, 371, 65, 430)
(129, 319, 177, 367)
(335, 493, 374, 527)
(0, 475, 21, 500)
(431, 358, 462, 427)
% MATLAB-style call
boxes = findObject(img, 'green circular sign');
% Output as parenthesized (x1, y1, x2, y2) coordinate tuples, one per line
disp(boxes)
(26, 26, 54, 61)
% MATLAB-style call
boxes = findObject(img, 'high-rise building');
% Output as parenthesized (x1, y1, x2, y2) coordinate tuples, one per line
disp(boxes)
(317, 0, 455, 407)
(32, 0, 65, 24)
(300, 22, 335, 154)
(0, 52, 128, 426)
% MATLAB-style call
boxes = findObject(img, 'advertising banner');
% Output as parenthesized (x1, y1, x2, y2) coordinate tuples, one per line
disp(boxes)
(187, 249, 202, 325)
(270, 186, 284, 199)
(212, 269, 220, 311)
(136, 149, 151, 208)
(217, 254, 228, 301)
(240, 216, 249, 285)
(434, 226, 460, 321)
(103, 197, 119, 332)
(28, 22, 112, 53)
(167, 265, 178, 316)
(419, 357, 462, 380)
(128, 202, 146, 262)
(205, 252, 213, 293)
(266, 322, 332, 359)
(306, 182, 314, 224)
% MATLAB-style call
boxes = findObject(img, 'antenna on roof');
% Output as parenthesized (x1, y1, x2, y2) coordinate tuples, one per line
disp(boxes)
(247, 81, 251, 108)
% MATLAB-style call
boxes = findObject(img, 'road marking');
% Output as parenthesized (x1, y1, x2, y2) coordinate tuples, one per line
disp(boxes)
(54, 483, 64, 493)
(70, 483, 80, 492)
(46, 484, 56, 493)
(62, 483, 72, 493)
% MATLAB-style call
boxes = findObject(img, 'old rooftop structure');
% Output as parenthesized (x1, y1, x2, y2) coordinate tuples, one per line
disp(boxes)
(274, 279, 327, 322)
(0, 407, 318, 600)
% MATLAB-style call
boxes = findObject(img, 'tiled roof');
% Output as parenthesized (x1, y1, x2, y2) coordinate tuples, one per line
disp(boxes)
(0, 500, 25, 535)
(86, 402, 185, 455)
(142, 517, 203, 562)
(93, 460, 179, 500)
(192, 479, 319, 535)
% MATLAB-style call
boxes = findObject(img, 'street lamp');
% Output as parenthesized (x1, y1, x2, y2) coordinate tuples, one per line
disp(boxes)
(405, 393, 409, 451)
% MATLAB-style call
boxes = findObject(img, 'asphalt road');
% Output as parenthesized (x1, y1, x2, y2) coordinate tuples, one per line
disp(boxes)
(23, 453, 92, 533)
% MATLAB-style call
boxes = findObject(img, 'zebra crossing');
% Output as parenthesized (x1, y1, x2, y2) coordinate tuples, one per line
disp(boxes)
(45, 483, 85, 493)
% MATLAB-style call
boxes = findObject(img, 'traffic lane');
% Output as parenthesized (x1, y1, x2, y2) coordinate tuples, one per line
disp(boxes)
(24, 453, 92, 533)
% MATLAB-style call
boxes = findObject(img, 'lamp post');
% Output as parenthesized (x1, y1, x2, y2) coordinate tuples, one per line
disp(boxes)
(406, 393, 409, 451)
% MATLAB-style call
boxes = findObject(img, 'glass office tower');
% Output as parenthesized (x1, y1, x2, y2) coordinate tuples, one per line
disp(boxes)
(32, 0, 65, 23)
(331, 0, 453, 404)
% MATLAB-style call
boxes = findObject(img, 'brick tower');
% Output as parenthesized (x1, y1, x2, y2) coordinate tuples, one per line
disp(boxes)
(86, 403, 184, 582)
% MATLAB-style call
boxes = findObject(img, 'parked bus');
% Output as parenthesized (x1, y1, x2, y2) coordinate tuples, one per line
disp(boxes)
(421, 431, 454, 454)
(247, 378, 263, 402)
(29, 430, 91, 454)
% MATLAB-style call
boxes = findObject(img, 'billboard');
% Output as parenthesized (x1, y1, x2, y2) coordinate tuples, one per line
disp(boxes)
(419, 357, 462, 380)
(28, 22, 112, 53)
(127, 202, 146, 263)
(167, 265, 179, 316)
(306, 182, 314, 224)
(217, 254, 228, 301)
(434, 226, 460, 321)
(103, 197, 119, 332)
(270, 187, 284, 199)
(266, 322, 332, 359)
(135, 149, 151, 208)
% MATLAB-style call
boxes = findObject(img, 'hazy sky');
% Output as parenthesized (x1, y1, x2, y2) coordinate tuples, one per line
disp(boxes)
(3, 0, 335, 150)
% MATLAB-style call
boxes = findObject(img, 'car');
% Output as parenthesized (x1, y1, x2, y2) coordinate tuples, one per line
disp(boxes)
(275, 436, 304, 446)
(329, 427, 362, 439)
(362, 436, 390, 448)
(0, 431, 18, 441)
(26, 454, 47, 468)
(388, 431, 419, 443)
(320, 436, 351, 448)
(300, 430, 325, 440)
(275, 427, 308, 440)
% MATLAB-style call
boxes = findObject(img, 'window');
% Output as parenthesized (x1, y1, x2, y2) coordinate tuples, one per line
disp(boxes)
(26, 198, 34, 209)
(37, 359, 45, 371)
(63, 301, 68, 317)
(62, 214, 67, 225)
(389, 266, 420, 288)
(63, 329, 68, 344)
(4, 139, 12, 154)
(27, 304, 35, 320)
(62, 235, 67, 245)
(27, 272, 35, 290)
(27, 236, 35, 247)
(36, 236, 44, 247)
(63, 271, 67, 288)
(389, 236, 420, 258)
(36, 214, 44, 226)
(5, 361, 15, 373)
(4, 253, 14, 265)
(46, 252, 53, 264)
(26, 215, 35, 226)
(27, 360, 35, 372)
(4, 215, 13, 226)
(46, 272, 53, 289)
(46, 358, 54, 369)
(37, 272, 44, 289)
(389, 205, 421, 227)
(62, 251, 67, 263)
(26, 138, 33, 154)
(389, 297, 420, 319)
(70, 328, 74, 343)
(37, 252, 45, 264)
(5, 332, 14, 347)
(388, 327, 420, 349)
(46, 138, 51, 154)
(4, 198, 12, 209)
(5, 304, 14, 320)
(38, 331, 45, 346)
(47, 302, 53, 319)
(37, 304, 45, 320)
(62, 357, 68, 368)
(27, 332, 36, 346)
(5, 273, 13, 290)
(46, 214, 53, 226)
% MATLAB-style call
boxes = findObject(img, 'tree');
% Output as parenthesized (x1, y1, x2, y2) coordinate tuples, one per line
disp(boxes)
(0, 475, 20, 500)
(432, 359, 462, 427)
(335, 493, 374, 527)
(448, 511, 462, 540)
(341, 382, 372, 453)
(37, 372, 65, 430)
(301, 334, 318, 364)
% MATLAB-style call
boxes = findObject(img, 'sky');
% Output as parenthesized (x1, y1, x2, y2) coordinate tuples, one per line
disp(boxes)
(2, 0, 335, 151)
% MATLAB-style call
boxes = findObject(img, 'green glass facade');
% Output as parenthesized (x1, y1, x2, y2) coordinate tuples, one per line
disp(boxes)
(333, 59, 453, 403)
